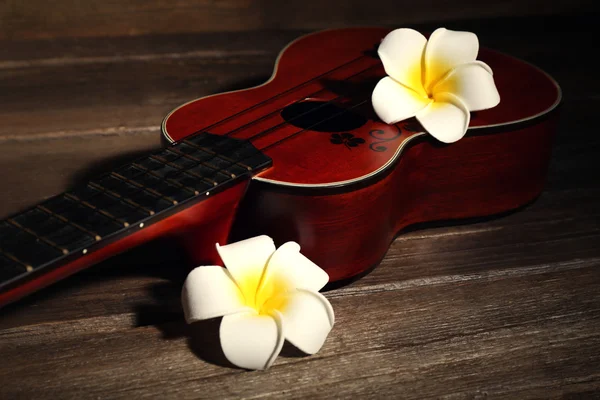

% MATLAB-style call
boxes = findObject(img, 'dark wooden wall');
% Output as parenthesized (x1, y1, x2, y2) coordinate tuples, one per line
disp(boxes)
(0, 0, 594, 40)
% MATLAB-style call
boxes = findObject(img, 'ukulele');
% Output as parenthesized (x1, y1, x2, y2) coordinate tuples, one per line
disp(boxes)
(0, 28, 561, 308)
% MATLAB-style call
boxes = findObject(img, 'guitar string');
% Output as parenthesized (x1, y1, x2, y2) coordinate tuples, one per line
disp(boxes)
(0, 58, 380, 276)
(222, 63, 380, 141)
(234, 66, 380, 149)
(258, 98, 370, 152)
(228, 68, 380, 145)
(180, 55, 369, 137)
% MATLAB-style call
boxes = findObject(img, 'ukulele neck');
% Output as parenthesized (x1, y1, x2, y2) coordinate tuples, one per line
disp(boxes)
(0, 132, 271, 307)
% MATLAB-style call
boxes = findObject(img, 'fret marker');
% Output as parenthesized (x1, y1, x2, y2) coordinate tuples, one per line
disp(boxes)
(26, 266, 33, 272)
(206, 192, 210, 196)
(83, 249, 88, 255)
(139, 223, 144, 228)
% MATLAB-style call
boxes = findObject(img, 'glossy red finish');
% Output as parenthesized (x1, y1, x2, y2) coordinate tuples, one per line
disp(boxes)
(1, 28, 561, 307)
(231, 114, 558, 281)
(164, 28, 560, 185)
(163, 28, 560, 282)
(0, 182, 249, 308)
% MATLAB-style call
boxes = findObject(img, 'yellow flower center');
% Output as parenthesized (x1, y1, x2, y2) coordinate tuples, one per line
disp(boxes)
(236, 269, 293, 315)
(423, 56, 458, 100)
(405, 60, 426, 97)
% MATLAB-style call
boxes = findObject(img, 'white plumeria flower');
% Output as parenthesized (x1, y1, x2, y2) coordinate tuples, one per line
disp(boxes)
(371, 27, 500, 143)
(181, 235, 334, 370)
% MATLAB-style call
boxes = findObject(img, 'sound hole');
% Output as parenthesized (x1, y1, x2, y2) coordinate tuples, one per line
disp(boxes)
(280, 101, 367, 132)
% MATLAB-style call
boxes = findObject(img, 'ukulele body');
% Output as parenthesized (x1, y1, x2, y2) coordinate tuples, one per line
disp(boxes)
(163, 28, 561, 282)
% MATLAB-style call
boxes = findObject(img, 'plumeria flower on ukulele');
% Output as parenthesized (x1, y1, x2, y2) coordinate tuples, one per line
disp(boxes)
(182, 235, 334, 370)
(371, 27, 500, 143)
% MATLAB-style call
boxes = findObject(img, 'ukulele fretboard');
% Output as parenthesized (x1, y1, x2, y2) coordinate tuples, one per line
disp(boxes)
(0, 133, 271, 289)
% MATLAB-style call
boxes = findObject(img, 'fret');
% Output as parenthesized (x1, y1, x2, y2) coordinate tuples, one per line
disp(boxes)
(41, 196, 122, 238)
(88, 182, 155, 216)
(134, 157, 219, 187)
(173, 142, 231, 172)
(64, 193, 129, 227)
(164, 171, 213, 193)
(182, 132, 271, 168)
(153, 154, 197, 170)
(92, 175, 173, 212)
(183, 140, 252, 170)
(182, 136, 265, 171)
(167, 147, 248, 178)
(153, 149, 180, 163)
(113, 164, 145, 180)
(148, 158, 218, 189)
(126, 161, 200, 198)
(134, 156, 176, 173)
(70, 184, 151, 224)
(140, 153, 224, 189)
(12, 208, 96, 252)
(7, 219, 69, 255)
(0, 252, 30, 281)
(162, 143, 232, 184)
(176, 141, 212, 156)
(111, 172, 176, 203)
(187, 163, 232, 184)
(43, 224, 96, 252)
(184, 133, 233, 151)
(0, 221, 64, 269)
(38, 205, 101, 242)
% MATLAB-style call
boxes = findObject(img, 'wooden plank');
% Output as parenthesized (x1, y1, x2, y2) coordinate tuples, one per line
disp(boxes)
(0, 31, 294, 64)
(0, 0, 593, 40)
(0, 260, 598, 398)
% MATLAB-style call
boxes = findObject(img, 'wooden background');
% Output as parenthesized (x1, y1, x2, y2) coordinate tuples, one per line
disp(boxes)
(0, 0, 594, 40)
(1, 2, 599, 398)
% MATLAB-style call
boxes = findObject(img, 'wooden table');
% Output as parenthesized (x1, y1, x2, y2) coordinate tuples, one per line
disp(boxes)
(1, 13, 599, 399)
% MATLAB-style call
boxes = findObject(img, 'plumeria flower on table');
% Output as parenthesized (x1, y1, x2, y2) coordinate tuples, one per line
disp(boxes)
(181, 235, 334, 370)
(372, 27, 500, 143)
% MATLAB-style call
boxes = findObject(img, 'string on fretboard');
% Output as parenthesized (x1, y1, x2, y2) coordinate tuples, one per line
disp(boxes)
(0, 133, 271, 288)
(1, 53, 381, 290)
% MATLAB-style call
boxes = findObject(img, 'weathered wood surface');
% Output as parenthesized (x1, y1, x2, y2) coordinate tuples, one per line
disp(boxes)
(1, 13, 599, 399)
(0, 0, 594, 40)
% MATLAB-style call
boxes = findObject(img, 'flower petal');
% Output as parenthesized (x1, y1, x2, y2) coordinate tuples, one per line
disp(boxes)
(416, 92, 470, 143)
(260, 242, 329, 295)
(378, 28, 428, 96)
(424, 28, 479, 92)
(279, 289, 335, 355)
(372, 76, 431, 125)
(432, 61, 500, 111)
(216, 235, 276, 299)
(220, 311, 284, 370)
(181, 266, 249, 323)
